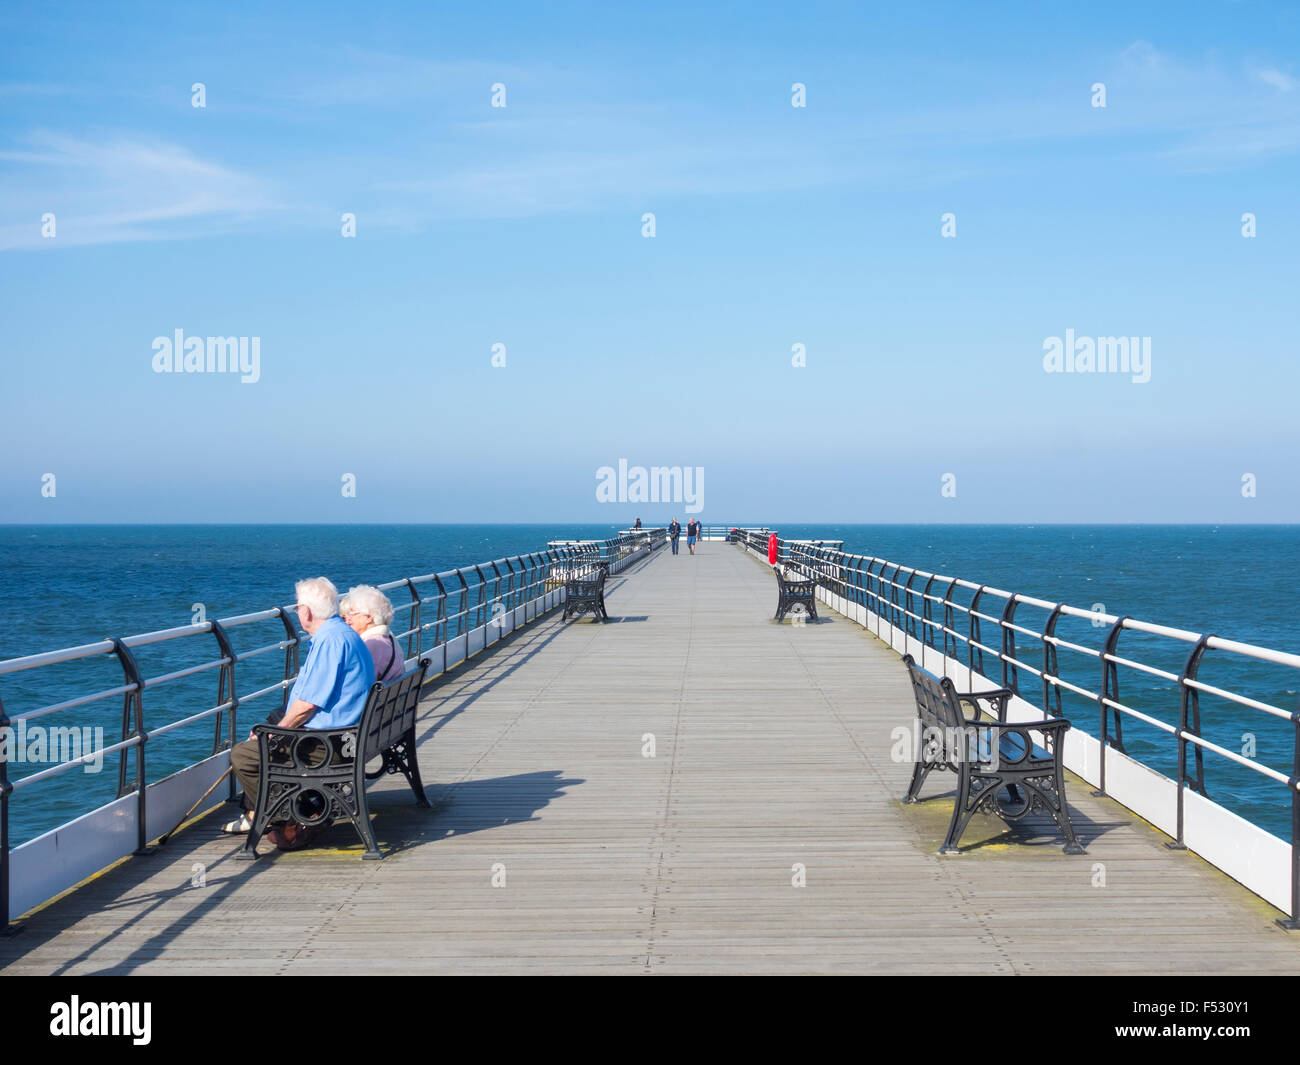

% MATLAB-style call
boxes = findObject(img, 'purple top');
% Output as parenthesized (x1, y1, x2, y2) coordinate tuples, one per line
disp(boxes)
(364, 633, 405, 683)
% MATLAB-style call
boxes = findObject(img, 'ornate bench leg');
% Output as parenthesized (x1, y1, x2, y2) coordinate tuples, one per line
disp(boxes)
(236, 830, 261, 860)
(350, 761, 385, 860)
(235, 769, 274, 861)
(1052, 763, 1086, 855)
(903, 757, 932, 804)
(939, 767, 975, 855)
(398, 727, 431, 808)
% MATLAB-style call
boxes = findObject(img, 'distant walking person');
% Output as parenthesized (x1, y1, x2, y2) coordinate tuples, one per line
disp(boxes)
(668, 518, 681, 555)
(686, 518, 698, 555)
(633, 517, 642, 529)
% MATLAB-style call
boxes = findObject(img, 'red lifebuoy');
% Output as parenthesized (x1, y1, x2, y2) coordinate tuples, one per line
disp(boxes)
(767, 532, 778, 565)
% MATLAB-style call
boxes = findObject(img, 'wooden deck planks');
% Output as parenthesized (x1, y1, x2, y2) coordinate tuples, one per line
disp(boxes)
(2, 541, 1297, 974)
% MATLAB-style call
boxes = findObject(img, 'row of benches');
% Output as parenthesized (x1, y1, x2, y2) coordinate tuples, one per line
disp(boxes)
(233, 549, 1082, 860)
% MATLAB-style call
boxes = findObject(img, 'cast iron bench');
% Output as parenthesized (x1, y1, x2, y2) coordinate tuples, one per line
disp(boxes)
(901, 654, 1084, 855)
(562, 561, 609, 622)
(774, 567, 819, 623)
(238, 657, 432, 860)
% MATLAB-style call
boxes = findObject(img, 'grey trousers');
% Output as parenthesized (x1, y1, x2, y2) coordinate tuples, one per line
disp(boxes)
(230, 737, 261, 812)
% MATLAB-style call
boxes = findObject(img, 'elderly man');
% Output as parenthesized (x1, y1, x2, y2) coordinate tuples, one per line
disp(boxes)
(223, 576, 375, 834)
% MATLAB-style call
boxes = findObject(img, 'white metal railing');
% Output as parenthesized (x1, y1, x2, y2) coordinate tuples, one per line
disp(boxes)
(0, 528, 666, 927)
(735, 529, 1300, 924)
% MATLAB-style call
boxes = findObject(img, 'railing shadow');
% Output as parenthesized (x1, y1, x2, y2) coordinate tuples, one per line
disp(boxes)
(413, 611, 573, 744)
(0, 814, 279, 975)
(0, 768, 585, 973)
(412, 560, 653, 742)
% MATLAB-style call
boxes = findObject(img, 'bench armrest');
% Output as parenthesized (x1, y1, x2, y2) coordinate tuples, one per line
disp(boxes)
(968, 717, 1072, 735)
(252, 722, 357, 741)
(955, 688, 1015, 721)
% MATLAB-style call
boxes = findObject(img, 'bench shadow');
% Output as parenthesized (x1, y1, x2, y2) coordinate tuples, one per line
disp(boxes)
(903, 785, 1130, 853)
(333, 770, 584, 854)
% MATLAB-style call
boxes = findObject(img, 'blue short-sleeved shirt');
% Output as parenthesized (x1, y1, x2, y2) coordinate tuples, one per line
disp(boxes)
(289, 615, 376, 729)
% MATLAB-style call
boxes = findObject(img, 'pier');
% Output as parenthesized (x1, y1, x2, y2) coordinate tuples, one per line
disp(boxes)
(2, 539, 1297, 975)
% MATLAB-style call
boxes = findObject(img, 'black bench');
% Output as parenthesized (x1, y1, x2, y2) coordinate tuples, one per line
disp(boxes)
(562, 561, 609, 622)
(238, 657, 432, 860)
(901, 654, 1084, 855)
(774, 567, 819, 623)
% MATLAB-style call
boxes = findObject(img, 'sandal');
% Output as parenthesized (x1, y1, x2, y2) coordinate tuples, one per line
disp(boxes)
(221, 813, 253, 834)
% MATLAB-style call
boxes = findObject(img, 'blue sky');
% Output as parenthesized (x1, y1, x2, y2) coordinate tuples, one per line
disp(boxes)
(1, 0, 1298, 522)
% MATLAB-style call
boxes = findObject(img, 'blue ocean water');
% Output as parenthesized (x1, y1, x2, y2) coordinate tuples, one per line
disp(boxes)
(0, 524, 1297, 845)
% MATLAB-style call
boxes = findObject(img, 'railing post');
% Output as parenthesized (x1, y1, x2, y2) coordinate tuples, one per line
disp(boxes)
(920, 576, 936, 657)
(404, 579, 422, 660)
(903, 572, 919, 642)
(453, 569, 469, 640)
(1042, 605, 1064, 718)
(1279, 706, 1300, 931)
(432, 575, 448, 674)
(941, 580, 958, 672)
(208, 619, 237, 756)
(1000, 596, 1020, 695)
(110, 639, 151, 856)
(968, 586, 986, 678)
(274, 606, 300, 722)
(0, 689, 14, 935)
(1168, 635, 1214, 851)
(1093, 616, 1128, 798)
(487, 562, 503, 641)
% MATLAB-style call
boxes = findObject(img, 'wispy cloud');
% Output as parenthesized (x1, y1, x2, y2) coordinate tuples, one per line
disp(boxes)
(4, 41, 1298, 249)
(0, 132, 280, 249)
(1256, 67, 1296, 93)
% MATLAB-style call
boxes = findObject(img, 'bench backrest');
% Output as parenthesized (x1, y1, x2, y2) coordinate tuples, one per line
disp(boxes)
(359, 657, 431, 761)
(775, 569, 816, 593)
(902, 654, 965, 731)
(566, 562, 607, 589)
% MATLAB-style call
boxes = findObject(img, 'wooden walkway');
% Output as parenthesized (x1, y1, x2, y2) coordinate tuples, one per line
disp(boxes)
(3, 543, 1298, 974)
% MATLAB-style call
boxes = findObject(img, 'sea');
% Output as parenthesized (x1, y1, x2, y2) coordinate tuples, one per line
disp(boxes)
(1, 524, 1297, 846)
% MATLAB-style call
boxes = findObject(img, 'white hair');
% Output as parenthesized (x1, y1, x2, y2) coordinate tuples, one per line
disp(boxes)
(295, 576, 339, 619)
(342, 584, 394, 626)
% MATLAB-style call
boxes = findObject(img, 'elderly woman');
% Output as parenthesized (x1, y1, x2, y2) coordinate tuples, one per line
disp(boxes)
(340, 585, 406, 682)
